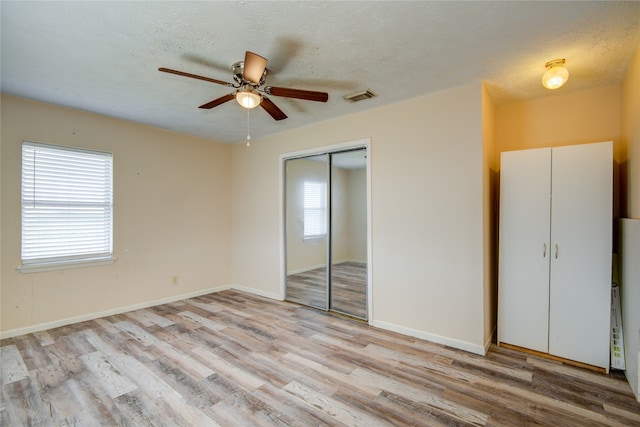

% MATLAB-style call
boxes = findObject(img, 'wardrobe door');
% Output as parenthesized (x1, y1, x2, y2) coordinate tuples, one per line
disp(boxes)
(498, 148, 552, 353)
(548, 142, 612, 369)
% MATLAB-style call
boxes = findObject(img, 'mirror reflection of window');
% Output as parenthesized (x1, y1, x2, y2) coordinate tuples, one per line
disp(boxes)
(303, 181, 327, 239)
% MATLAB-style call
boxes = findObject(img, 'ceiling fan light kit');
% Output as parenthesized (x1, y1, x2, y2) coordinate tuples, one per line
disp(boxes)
(159, 50, 329, 122)
(236, 86, 262, 109)
(542, 58, 569, 90)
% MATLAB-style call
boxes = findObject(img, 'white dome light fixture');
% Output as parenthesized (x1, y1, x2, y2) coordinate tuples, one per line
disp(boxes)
(542, 59, 569, 90)
(236, 86, 262, 109)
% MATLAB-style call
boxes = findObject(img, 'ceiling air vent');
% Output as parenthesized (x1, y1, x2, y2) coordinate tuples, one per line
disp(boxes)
(343, 89, 376, 103)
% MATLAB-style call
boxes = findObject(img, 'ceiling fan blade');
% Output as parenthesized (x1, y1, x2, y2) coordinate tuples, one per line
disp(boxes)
(159, 67, 231, 86)
(265, 86, 328, 102)
(198, 93, 236, 109)
(260, 97, 287, 121)
(243, 51, 268, 84)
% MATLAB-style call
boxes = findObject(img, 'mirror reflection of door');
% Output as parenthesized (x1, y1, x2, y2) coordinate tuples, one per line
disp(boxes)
(330, 150, 367, 319)
(285, 148, 368, 320)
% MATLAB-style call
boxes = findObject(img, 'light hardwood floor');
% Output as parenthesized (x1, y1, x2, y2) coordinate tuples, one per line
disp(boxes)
(286, 261, 367, 319)
(1, 290, 639, 426)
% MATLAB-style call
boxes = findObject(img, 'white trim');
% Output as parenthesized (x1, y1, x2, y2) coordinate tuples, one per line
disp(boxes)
(370, 319, 486, 356)
(365, 140, 373, 323)
(17, 256, 118, 274)
(286, 263, 327, 276)
(0, 285, 230, 339)
(286, 259, 368, 276)
(484, 325, 496, 355)
(229, 285, 282, 301)
(280, 138, 371, 162)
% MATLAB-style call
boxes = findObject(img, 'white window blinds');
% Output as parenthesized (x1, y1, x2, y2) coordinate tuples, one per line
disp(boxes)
(303, 181, 327, 238)
(21, 141, 113, 265)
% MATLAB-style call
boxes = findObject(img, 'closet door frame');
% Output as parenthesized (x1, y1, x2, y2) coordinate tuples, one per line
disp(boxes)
(280, 138, 372, 322)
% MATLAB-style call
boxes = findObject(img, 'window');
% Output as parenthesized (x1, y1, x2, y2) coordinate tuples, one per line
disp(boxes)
(303, 180, 327, 238)
(20, 141, 113, 271)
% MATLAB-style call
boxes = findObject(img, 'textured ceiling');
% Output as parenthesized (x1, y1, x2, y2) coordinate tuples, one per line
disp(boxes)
(2, 1, 639, 144)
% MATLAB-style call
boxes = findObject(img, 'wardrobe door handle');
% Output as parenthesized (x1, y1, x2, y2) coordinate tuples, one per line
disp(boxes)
(543, 243, 547, 258)
(555, 244, 559, 259)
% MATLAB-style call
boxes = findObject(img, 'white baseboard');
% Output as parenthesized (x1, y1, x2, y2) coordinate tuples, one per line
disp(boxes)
(229, 285, 283, 301)
(286, 260, 367, 276)
(333, 259, 367, 265)
(2, 285, 486, 362)
(484, 325, 496, 355)
(0, 285, 231, 339)
(370, 319, 486, 356)
(286, 263, 326, 275)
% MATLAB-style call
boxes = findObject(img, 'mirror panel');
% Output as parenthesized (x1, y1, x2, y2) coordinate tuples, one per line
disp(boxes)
(330, 149, 368, 319)
(285, 155, 329, 310)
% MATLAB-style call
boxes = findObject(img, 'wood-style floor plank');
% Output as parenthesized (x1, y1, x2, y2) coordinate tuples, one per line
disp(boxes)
(286, 261, 367, 319)
(0, 345, 29, 385)
(1, 289, 638, 426)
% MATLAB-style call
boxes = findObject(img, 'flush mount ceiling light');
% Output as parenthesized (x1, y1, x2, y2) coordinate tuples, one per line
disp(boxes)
(542, 59, 569, 90)
(236, 86, 262, 109)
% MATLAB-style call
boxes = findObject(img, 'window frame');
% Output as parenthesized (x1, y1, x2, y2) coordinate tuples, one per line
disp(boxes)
(303, 180, 328, 239)
(18, 141, 116, 273)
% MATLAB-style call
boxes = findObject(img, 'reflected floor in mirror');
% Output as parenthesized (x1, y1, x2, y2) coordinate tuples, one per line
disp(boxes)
(286, 262, 367, 319)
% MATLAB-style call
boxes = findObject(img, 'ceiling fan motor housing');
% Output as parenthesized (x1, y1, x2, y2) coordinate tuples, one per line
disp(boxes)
(232, 61, 267, 86)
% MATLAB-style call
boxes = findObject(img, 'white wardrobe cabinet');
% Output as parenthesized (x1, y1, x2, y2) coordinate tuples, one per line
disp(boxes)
(498, 141, 613, 371)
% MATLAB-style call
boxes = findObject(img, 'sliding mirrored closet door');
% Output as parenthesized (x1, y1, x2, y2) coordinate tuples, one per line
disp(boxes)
(330, 150, 368, 319)
(285, 148, 368, 319)
(285, 154, 330, 310)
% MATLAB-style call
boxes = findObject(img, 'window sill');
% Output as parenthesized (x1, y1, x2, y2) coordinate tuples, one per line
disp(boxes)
(17, 256, 117, 274)
(304, 235, 327, 241)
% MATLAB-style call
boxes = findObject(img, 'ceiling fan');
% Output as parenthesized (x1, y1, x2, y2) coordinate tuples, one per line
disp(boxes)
(159, 51, 329, 121)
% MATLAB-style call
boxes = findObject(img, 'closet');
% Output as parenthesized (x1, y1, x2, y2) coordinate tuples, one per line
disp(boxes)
(497, 141, 612, 370)
(284, 148, 368, 320)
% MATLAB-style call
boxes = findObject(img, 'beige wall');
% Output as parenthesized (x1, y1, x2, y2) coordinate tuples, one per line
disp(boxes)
(496, 85, 621, 156)
(622, 43, 640, 218)
(482, 83, 498, 347)
(1, 95, 232, 333)
(232, 84, 488, 353)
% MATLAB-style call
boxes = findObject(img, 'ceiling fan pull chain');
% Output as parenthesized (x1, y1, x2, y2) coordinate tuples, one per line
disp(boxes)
(246, 108, 251, 147)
